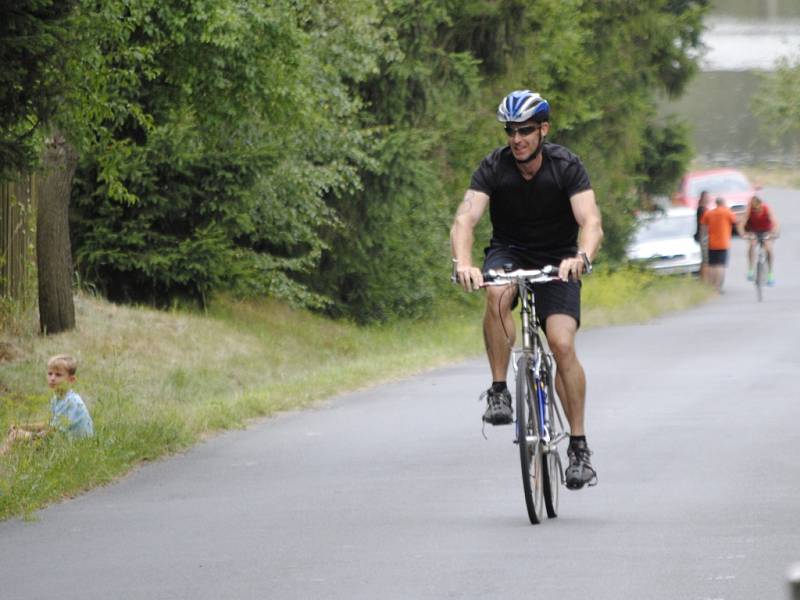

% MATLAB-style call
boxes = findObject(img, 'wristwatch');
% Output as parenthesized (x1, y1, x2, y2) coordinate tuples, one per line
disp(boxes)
(577, 250, 593, 274)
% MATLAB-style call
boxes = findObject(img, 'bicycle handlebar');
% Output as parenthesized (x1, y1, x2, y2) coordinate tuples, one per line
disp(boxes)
(451, 259, 578, 286)
(744, 232, 779, 241)
(482, 266, 562, 286)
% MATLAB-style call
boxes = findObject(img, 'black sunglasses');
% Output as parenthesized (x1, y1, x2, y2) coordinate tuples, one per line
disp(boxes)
(504, 124, 541, 137)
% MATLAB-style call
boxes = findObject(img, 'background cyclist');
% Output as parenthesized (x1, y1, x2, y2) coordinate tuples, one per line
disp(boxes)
(738, 195, 780, 285)
(449, 90, 603, 490)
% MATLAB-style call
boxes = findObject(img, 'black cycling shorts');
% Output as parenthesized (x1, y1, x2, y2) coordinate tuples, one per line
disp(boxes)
(483, 244, 581, 328)
(708, 249, 728, 266)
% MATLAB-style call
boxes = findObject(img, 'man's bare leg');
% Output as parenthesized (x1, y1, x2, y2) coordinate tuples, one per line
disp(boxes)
(546, 314, 585, 435)
(483, 285, 516, 381)
(547, 313, 596, 488)
(708, 265, 723, 291)
(765, 239, 775, 272)
(480, 285, 518, 424)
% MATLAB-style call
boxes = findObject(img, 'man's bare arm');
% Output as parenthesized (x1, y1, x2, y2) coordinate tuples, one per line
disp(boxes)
(571, 189, 603, 259)
(450, 189, 490, 291)
(737, 205, 751, 236)
(559, 189, 603, 281)
(771, 212, 781, 235)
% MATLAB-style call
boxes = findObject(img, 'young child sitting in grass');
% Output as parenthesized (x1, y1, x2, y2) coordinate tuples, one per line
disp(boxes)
(1, 354, 94, 456)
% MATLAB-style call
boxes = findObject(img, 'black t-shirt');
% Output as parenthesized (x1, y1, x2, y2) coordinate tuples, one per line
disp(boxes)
(469, 143, 592, 265)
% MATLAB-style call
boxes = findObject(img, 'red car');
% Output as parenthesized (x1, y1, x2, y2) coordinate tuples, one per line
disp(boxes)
(672, 168, 759, 217)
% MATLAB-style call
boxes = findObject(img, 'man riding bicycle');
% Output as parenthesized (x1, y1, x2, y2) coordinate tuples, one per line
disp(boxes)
(738, 195, 780, 285)
(449, 90, 604, 490)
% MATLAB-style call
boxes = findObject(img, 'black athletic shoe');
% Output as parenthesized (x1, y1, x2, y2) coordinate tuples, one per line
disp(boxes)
(565, 440, 598, 489)
(482, 388, 513, 425)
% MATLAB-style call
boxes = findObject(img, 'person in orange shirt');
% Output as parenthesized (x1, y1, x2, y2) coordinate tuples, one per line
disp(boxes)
(699, 197, 738, 293)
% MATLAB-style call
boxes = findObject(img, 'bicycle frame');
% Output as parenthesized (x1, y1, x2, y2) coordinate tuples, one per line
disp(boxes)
(509, 275, 570, 456)
(483, 267, 570, 456)
(750, 232, 775, 301)
(755, 234, 769, 263)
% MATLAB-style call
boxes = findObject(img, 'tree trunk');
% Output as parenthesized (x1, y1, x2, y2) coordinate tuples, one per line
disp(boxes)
(36, 131, 78, 334)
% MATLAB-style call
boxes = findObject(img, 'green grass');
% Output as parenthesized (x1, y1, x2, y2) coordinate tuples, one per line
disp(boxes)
(0, 268, 714, 519)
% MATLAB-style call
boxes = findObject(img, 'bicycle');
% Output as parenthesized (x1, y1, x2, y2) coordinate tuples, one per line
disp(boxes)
(746, 232, 777, 302)
(481, 265, 571, 525)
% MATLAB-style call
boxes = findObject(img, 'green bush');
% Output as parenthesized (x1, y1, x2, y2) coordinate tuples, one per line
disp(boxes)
(58, 0, 707, 320)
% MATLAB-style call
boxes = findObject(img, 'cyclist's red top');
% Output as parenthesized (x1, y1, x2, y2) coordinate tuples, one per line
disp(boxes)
(745, 204, 774, 233)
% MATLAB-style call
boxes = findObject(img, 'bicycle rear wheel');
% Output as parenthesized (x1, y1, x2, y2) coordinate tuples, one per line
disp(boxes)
(516, 353, 546, 525)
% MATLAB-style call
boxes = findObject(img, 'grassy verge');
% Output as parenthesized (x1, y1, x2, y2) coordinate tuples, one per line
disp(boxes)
(740, 166, 800, 190)
(0, 268, 714, 519)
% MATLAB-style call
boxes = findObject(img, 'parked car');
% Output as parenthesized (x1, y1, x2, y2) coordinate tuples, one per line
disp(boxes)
(672, 167, 758, 219)
(627, 207, 702, 275)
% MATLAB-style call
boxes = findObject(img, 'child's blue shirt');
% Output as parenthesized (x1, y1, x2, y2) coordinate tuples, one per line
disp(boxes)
(50, 390, 94, 437)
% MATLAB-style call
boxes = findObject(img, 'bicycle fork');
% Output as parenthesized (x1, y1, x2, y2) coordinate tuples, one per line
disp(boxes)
(533, 362, 551, 446)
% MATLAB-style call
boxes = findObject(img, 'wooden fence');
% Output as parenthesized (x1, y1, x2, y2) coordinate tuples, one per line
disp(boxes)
(0, 174, 37, 300)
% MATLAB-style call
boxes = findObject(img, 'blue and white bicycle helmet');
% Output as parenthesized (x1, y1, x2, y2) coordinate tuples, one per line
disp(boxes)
(496, 90, 550, 123)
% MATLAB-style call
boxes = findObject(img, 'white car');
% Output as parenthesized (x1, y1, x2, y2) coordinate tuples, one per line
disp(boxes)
(626, 207, 702, 275)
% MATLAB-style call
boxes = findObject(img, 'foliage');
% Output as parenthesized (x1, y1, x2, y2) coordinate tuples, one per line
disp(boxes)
(311, 0, 708, 318)
(4, 0, 709, 320)
(315, 129, 448, 322)
(651, 0, 710, 97)
(0, 0, 76, 175)
(310, 0, 483, 321)
(635, 116, 694, 201)
(0, 209, 39, 337)
(752, 53, 800, 143)
(489, 0, 706, 264)
(68, 0, 381, 307)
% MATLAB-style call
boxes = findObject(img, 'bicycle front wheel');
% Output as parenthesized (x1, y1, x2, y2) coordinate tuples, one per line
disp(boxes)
(543, 450, 560, 518)
(755, 254, 765, 302)
(516, 353, 546, 525)
(542, 360, 560, 518)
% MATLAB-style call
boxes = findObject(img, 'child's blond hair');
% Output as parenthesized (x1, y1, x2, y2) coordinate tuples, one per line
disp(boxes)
(47, 354, 78, 376)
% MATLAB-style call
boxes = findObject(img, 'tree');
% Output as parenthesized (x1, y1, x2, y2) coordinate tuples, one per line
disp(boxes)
(310, 0, 483, 321)
(63, 0, 709, 323)
(753, 53, 800, 145)
(1, 0, 80, 333)
(0, 0, 75, 176)
(635, 117, 693, 206)
(68, 0, 384, 308)
(486, 0, 707, 262)
(36, 132, 77, 333)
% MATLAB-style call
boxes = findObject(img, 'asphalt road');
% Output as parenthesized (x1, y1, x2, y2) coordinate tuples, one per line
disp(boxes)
(1, 188, 799, 600)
